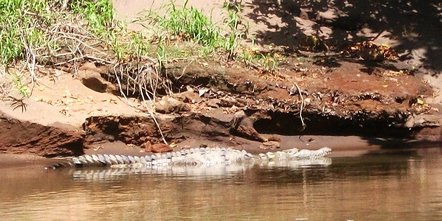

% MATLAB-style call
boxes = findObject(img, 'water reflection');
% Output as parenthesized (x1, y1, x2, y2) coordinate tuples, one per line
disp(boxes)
(69, 157, 332, 182)
(0, 148, 440, 220)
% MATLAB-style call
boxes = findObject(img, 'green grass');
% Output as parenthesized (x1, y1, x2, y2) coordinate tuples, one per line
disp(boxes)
(9, 70, 29, 97)
(239, 48, 282, 73)
(222, 1, 245, 59)
(0, 0, 116, 64)
(140, 0, 283, 71)
(1, 0, 284, 100)
(143, 0, 248, 61)
(69, 0, 114, 35)
(155, 0, 222, 49)
(0, 0, 121, 96)
(0, 0, 52, 64)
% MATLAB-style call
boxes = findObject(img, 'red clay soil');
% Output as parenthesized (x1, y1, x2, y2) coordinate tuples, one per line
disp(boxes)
(77, 59, 439, 156)
(1, 58, 440, 161)
(0, 113, 84, 157)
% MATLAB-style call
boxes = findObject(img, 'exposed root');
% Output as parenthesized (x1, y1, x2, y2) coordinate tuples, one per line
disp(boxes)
(3, 8, 175, 146)
(292, 82, 306, 131)
(114, 62, 168, 144)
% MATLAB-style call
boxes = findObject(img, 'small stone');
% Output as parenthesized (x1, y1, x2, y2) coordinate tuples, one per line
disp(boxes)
(267, 136, 281, 142)
(151, 143, 173, 153)
(175, 90, 201, 104)
(142, 141, 152, 152)
(259, 141, 280, 150)
(155, 97, 189, 114)
(144, 141, 173, 153)
(206, 99, 220, 108)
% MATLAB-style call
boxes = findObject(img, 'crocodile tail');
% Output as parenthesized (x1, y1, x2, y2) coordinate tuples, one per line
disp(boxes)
(45, 161, 76, 170)
(45, 154, 110, 170)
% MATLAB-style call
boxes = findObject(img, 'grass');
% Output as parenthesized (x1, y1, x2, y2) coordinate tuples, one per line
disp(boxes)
(0, 0, 120, 97)
(9, 70, 29, 97)
(140, 0, 282, 71)
(239, 47, 283, 73)
(222, 1, 245, 60)
(154, 0, 222, 50)
(1, 0, 284, 100)
(0, 0, 115, 65)
(70, 0, 114, 35)
(0, 0, 51, 64)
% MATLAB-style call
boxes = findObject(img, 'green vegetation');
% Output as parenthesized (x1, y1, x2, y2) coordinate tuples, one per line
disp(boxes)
(0, 0, 118, 96)
(240, 48, 282, 73)
(156, 1, 221, 49)
(70, 0, 114, 34)
(0, 0, 50, 64)
(223, 1, 244, 60)
(0, 0, 118, 63)
(0, 0, 284, 97)
(9, 70, 29, 97)
(141, 0, 282, 71)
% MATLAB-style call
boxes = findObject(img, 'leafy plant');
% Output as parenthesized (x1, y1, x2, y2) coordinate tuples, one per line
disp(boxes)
(9, 70, 29, 97)
(0, 0, 52, 64)
(223, 0, 246, 60)
(158, 0, 221, 48)
(240, 47, 282, 73)
(69, 0, 114, 35)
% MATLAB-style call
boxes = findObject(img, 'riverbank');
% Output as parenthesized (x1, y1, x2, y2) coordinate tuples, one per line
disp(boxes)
(0, 1, 440, 165)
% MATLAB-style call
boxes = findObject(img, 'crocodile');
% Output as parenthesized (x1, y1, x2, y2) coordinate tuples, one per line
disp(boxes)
(46, 147, 332, 170)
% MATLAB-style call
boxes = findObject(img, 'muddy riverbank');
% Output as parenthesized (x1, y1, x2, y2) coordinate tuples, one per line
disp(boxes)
(0, 58, 440, 165)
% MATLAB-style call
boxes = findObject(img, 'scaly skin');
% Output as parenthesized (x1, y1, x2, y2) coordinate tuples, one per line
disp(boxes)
(46, 147, 332, 170)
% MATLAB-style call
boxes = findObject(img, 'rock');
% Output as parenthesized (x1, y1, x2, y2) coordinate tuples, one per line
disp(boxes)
(0, 111, 84, 157)
(260, 141, 281, 150)
(219, 97, 238, 107)
(142, 141, 152, 152)
(155, 97, 189, 114)
(174, 90, 202, 104)
(206, 98, 221, 108)
(77, 62, 117, 94)
(84, 116, 160, 146)
(230, 110, 267, 142)
(144, 142, 173, 153)
(405, 114, 440, 128)
(267, 136, 281, 142)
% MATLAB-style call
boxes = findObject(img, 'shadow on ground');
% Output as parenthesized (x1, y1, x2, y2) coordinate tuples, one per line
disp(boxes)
(238, 0, 441, 74)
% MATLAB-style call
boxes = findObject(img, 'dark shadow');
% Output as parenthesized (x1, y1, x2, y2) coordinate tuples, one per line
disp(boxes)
(238, 0, 441, 75)
(361, 137, 442, 149)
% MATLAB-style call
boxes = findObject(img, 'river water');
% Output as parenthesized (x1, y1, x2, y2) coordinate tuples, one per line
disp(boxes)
(0, 148, 440, 221)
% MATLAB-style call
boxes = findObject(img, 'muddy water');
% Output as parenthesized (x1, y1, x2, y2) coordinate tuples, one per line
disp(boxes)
(0, 148, 441, 221)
